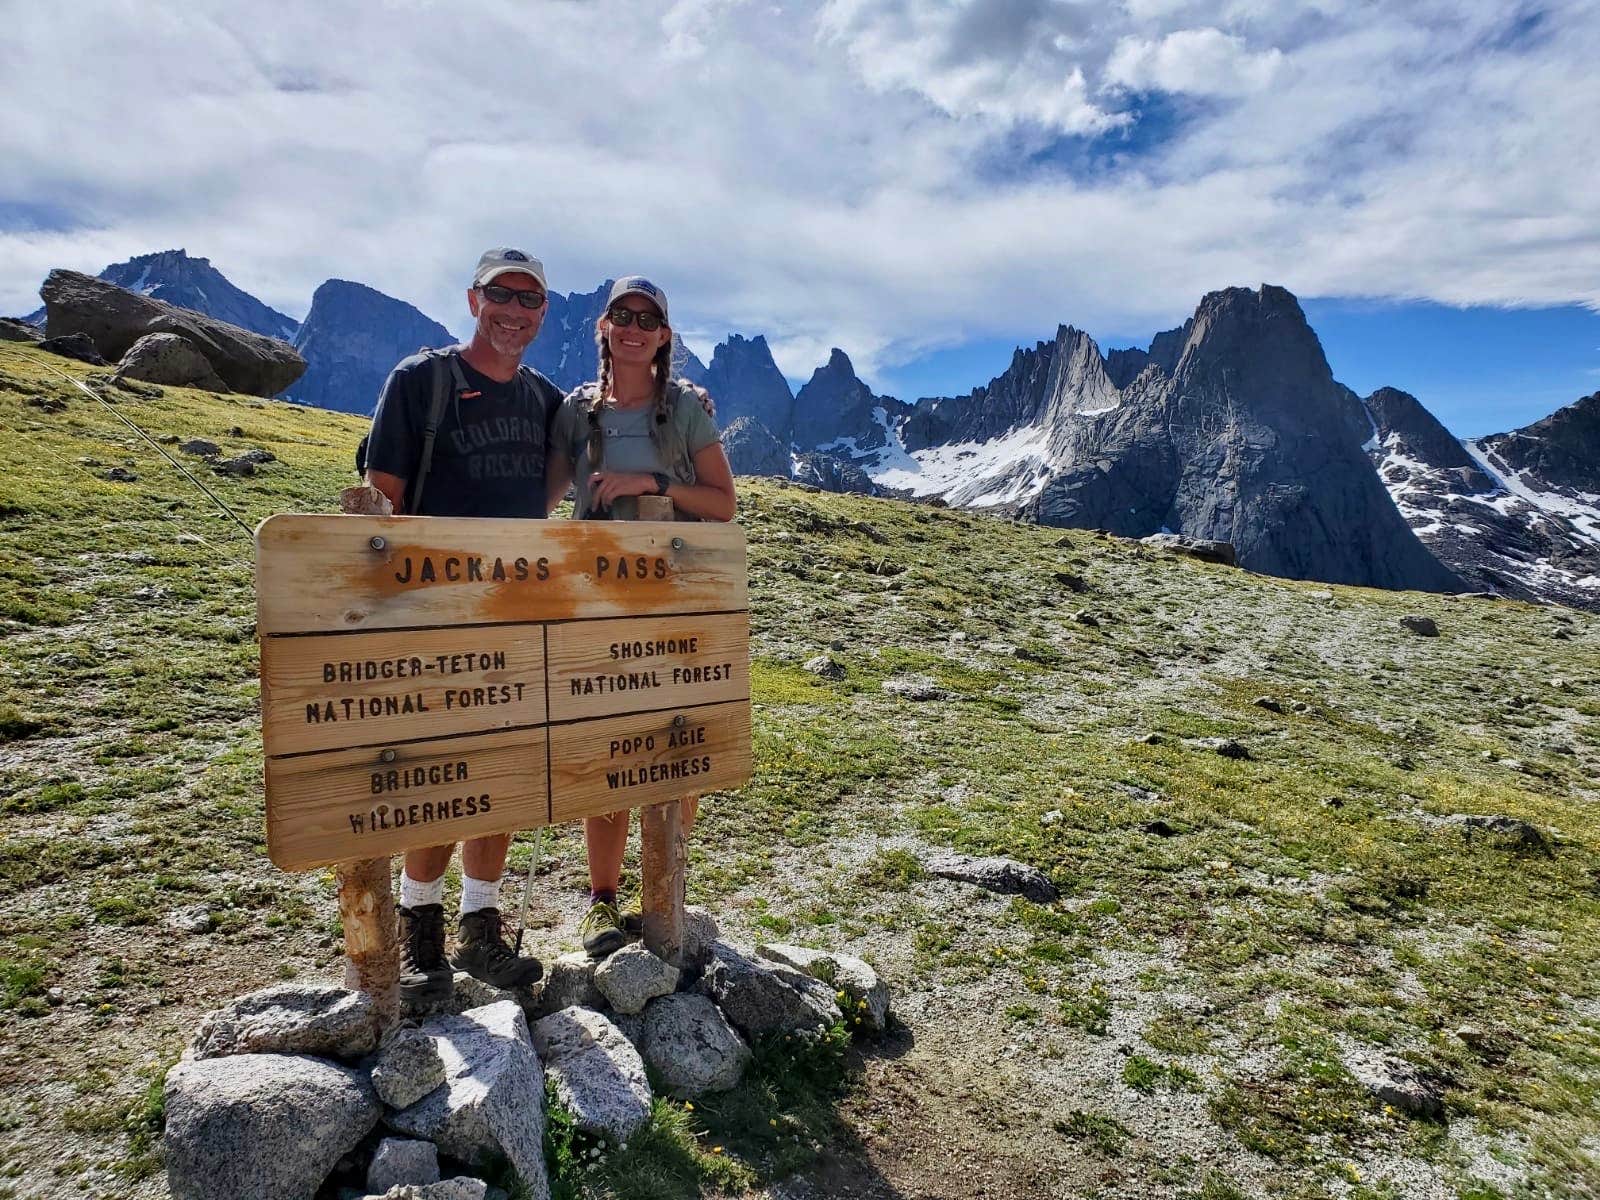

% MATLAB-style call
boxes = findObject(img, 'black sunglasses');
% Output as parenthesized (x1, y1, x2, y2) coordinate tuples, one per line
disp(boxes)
(607, 306, 665, 331)
(476, 283, 547, 309)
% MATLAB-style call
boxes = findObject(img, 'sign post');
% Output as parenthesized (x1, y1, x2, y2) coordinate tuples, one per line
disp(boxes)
(256, 512, 751, 1007)
(632, 495, 687, 966)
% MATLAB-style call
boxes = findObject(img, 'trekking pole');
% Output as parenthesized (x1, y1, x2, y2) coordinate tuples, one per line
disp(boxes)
(514, 827, 545, 955)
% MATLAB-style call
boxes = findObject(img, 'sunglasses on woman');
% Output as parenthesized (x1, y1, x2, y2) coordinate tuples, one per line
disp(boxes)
(607, 306, 665, 331)
(476, 283, 547, 309)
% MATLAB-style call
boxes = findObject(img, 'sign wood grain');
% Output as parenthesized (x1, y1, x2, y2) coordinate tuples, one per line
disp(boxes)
(256, 516, 751, 871)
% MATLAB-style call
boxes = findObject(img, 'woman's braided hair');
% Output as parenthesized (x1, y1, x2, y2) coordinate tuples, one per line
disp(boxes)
(586, 306, 675, 470)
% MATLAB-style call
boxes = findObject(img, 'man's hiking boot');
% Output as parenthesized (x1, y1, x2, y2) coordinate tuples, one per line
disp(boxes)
(451, 908, 544, 989)
(579, 900, 628, 958)
(399, 903, 452, 1006)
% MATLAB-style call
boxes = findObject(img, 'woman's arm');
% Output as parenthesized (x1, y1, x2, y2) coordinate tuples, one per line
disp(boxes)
(588, 441, 736, 522)
(544, 454, 574, 516)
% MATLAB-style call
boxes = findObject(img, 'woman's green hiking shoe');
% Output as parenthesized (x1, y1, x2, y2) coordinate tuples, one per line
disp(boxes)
(579, 900, 628, 958)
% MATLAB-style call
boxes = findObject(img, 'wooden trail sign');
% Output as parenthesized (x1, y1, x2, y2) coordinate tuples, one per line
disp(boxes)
(255, 515, 752, 872)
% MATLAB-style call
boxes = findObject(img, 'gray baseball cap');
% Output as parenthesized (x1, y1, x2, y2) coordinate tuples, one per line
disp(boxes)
(606, 275, 669, 323)
(473, 247, 547, 290)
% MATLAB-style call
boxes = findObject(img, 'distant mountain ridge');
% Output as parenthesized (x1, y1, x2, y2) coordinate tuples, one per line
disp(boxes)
(25, 249, 298, 342)
(19, 252, 1596, 607)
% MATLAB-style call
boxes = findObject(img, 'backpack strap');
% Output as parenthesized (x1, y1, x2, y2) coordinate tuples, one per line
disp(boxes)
(409, 349, 469, 514)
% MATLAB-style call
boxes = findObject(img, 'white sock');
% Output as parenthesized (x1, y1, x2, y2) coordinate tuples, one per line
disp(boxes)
(460, 875, 500, 915)
(400, 872, 445, 910)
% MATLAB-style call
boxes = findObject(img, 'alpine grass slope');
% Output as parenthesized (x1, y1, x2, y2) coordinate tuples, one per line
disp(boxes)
(1, 342, 1598, 1200)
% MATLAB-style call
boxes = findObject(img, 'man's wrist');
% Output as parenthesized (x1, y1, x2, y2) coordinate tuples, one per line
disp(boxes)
(651, 472, 671, 496)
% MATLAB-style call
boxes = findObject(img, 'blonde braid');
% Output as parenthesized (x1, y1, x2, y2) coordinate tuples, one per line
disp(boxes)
(589, 329, 613, 469)
(651, 339, 672, 428)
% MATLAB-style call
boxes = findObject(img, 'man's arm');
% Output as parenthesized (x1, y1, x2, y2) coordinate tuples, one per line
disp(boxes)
(366, 469, 407, 514)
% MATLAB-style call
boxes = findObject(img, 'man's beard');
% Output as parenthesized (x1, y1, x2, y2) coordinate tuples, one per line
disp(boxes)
(480, 315, 536, 358)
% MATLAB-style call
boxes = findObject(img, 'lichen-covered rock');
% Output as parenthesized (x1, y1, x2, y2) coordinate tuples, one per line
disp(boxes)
(164, 1053, 379, 1200)
(190, 983, 379, 1062)
(532, 952, 603, 1019)
(362, 1180, 489, 1200)
(367, 1137, 440, 1194)
(593, 944, 679, 1015)
(695, 942, 842, 1040)
(640, 993, 750, 1097)
(532, 1007, 651, 1140)
(385, 1002, 548, 1200)
(371, 1027, 447, 1110)
(756, 944, 891, 1032)
(921, 852, 1059, 904)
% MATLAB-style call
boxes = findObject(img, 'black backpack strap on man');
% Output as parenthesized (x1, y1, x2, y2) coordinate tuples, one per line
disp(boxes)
(408, 349, 471, 514)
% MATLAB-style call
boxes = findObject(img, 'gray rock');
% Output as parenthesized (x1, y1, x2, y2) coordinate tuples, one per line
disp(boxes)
(1252, 696, 1283, 713)
(386, 1002, 548, 1200)
(1343, 1052, 1446, 1121)
(213, 456, 258, 476)
(695, 942, 842, 1040)
(1452, 814, 1552, 856)
(38, 332, 106, 365)
(921, 852, 1059, 904)
(371, 1027, 447, 1110)
(179, 438, 221, 457)
(640, 993, 751, 1097)
(533, 953, 603, 1018)
(0, 316, 40, 342)
(1401, 615, 1440, 637)
(756, 944, 891, 1033)
(362, 1181, 488, 1200)
(116, 332, 230, 392)
(190, 983, 379, 1062)
(1139, 534, 1238, 566)
(164, 1053, 379, 1200)
(532, 1007, 651, 1141)
(803, 654, 846, 680)
(682, 906, 722, 974)
(881, 674, 943, 701)
(594, 944, 679, 1015)
(367, 1138, 440, 1194)
(41, 269, 305, 396)
(103, 466, 138, 482)
(166, 904, 213, 934)
(1191, 736, 1251, 760)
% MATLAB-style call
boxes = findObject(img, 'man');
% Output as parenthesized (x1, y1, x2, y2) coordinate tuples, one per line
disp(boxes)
(364, 247, 562, 1005)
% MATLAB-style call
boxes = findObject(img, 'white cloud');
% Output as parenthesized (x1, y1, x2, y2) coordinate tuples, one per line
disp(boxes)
(0, 0, 1596, 391)
(1104, 27, 1283, 96)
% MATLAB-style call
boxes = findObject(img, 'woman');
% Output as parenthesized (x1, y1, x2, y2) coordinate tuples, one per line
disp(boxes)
(545, 275, 736, 956)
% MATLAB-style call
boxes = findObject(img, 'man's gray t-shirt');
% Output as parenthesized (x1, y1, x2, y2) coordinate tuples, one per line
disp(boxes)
(551, 392, 720, 520)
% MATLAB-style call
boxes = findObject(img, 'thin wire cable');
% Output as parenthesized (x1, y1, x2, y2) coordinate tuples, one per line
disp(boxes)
(17, 431, 255, 573)
(3, 348, 257, 541)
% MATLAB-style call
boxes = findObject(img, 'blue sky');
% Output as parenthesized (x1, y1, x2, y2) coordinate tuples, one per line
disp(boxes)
(3, 1, 1598, 439)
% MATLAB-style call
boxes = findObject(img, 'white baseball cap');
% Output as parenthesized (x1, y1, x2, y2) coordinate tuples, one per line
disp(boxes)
(606, 275, 669, 323)
(473, 247, 547, 290)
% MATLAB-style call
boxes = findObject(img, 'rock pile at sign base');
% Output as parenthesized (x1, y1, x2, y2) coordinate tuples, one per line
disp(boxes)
(165, 926, 893, 1199)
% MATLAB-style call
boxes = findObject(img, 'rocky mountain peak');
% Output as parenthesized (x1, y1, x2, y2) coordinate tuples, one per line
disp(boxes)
(706, 334, 794, 444)
(1363, 387, 1483, 474)
(792, 346, 888, 452)
(286, 279, 452, 413)
(1479, 391, 1600, 495)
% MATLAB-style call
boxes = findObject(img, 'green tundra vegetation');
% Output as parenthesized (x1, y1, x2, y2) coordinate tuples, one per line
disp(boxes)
(1, 340, 1597, 1200)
